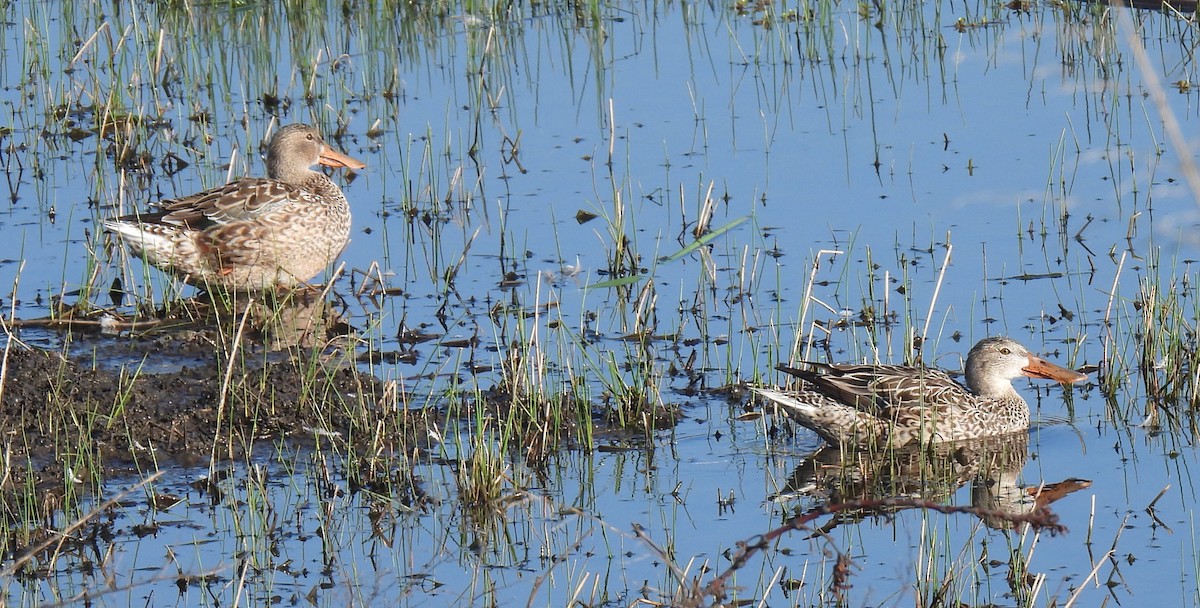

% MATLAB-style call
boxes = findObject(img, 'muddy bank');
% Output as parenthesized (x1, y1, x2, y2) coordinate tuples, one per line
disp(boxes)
(0, 333, 432, 494)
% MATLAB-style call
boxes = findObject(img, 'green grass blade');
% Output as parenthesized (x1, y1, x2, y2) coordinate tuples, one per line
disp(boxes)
(664, 215, 752, 262)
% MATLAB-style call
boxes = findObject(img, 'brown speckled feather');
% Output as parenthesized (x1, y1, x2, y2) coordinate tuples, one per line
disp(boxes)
(151, 179, 311, 228)
(753, 337, 1088, 448)
(777, 363, 974, 420)
(104, 124, 365, 291)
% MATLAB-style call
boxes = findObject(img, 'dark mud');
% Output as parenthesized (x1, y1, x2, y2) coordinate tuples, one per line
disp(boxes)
(0, 296, 442, 502)
(0, 289, 665, 519)
(3, 344, 365, 464)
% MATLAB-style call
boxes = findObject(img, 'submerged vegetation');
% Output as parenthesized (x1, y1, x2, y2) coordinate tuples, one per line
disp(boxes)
(0, 0, 1198, 605)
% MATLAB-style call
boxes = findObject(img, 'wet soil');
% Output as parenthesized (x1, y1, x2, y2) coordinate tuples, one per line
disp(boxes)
(0, 289, 671, 523)
(2, 342, 371, 467)
(0, 295, 441, 502)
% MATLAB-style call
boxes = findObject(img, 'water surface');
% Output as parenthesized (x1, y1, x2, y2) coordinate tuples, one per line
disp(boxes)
(0, 0, 1197, 605)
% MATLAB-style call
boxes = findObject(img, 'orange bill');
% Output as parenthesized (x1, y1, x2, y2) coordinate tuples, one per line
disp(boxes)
(1022, 354, 1088, 385)
(319, 146, 366, 170)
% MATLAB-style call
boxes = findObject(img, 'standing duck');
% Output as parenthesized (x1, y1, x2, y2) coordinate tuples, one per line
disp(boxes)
(752, 337, 1088, 447)
(104, 124, 365, 291)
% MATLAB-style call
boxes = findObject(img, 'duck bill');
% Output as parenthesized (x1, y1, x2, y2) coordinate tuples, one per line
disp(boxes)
(1023, 355, 1088, 385)
(319, 147, 366, 170)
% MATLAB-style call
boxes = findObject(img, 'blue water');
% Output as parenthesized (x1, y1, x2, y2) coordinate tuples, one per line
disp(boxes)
(0, 0, 1197, 605)
(26, 410, 1186, 606)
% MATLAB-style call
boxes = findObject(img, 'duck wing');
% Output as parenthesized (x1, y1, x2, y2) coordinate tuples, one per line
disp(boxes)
(777, 362, 974, 420)
(143, 178, 308, 229)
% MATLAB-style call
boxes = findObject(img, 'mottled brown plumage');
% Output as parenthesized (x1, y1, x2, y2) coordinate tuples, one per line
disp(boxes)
(753, 337, 1088, 447)
(104, 124, 365, 290)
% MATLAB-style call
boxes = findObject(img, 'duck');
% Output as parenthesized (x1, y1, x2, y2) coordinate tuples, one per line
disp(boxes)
(104, 124, 365, 291)
(752, 336, 1088, 447)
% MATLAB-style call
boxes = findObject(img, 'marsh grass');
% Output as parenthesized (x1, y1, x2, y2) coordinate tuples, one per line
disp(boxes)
(455, 424, 507, 515)
(1115, 263, 1200, 432)
(23, 0, 711, 466)
(1090, 7, 1200, 437)
(5, 0, 1200, 604)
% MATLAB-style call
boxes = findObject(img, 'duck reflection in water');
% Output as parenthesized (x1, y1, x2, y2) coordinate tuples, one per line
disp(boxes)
(769, 434, 1091, 532)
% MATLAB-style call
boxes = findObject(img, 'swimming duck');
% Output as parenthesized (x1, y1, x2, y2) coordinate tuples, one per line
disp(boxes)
(752, 337, 1087, 447)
